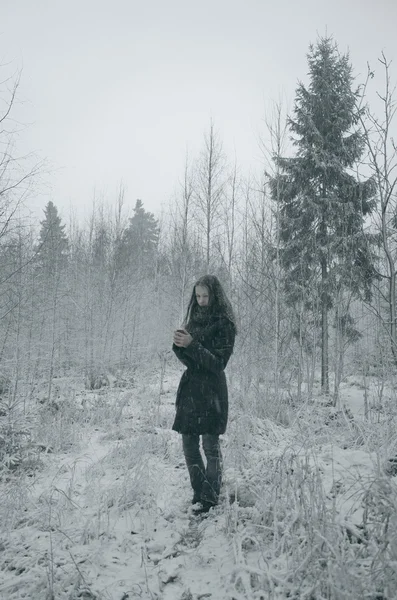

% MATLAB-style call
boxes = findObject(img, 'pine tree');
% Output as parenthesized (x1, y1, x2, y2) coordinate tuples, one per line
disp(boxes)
(270, 37, 376, 394)
(35, 201, 69, 276)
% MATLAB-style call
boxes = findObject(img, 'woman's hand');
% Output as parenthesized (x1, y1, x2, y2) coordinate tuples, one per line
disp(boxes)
(173, 328, 193, 348)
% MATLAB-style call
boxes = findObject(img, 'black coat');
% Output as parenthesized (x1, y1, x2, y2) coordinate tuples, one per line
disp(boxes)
(172, 316, 235, 435)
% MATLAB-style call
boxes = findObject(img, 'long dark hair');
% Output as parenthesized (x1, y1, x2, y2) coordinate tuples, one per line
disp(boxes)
(184, 275, 237, 332)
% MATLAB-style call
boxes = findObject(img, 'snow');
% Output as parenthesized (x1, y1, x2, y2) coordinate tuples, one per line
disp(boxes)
(1, 368, 397, 599)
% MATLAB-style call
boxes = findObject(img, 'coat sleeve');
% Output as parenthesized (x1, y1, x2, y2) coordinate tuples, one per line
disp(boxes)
(183, 322, 235, 374)
(172, 344, 195, 368)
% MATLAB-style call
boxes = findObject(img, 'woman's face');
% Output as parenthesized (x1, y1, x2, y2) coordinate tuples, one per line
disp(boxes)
(195, 285, 210, 307)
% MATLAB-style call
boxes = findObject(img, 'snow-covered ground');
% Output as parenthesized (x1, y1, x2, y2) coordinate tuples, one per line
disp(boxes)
(1, 366, 397, 599)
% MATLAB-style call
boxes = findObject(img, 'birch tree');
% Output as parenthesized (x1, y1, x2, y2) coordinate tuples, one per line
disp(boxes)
(168, 151, 197, 321)
(360, 55, 397, 365)
(0, 70, 42, 366)
(195, 121, 226, 270)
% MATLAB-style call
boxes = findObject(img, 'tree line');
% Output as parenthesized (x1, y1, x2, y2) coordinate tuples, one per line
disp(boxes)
(1, 35, 397, 407)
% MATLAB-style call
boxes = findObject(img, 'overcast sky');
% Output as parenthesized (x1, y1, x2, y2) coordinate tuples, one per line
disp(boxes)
(1, 0, 396, 224)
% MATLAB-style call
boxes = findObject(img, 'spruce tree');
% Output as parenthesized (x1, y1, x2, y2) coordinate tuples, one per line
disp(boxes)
(270, 37, 376, 394)
(35, 201, 69, 276)
(34, 202, 70, 393)
(117, 199, 159, 274)
(92, 225, 110, 269)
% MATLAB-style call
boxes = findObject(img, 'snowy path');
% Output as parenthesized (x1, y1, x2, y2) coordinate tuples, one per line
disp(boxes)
(0, 378, 241, 600)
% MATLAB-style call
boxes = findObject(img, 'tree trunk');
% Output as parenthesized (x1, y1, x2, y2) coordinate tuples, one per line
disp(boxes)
(384, 224, 397, 362)
(321, 263, 329, 394)
(333, 303, 344, 407)
(48, 275, 60, 401)
(389, 270, 397, 361)
(297, 307, 303, 401)
(320, 197, 329, 395)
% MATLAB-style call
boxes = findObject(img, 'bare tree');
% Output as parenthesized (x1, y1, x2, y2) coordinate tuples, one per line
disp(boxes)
(213, 157, 243, 288)
(165, 149, 206, 329)
(360, 55, 397, 364)
(195, 120, 227, 270)
(261, 101, 289, 398)
(176, 150, 195, 320)
(0, 68, 43, 404)
(0, 71, 43, 240)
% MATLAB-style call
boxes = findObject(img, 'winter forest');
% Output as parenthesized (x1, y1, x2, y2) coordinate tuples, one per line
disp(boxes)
(2, 35, 397, 599)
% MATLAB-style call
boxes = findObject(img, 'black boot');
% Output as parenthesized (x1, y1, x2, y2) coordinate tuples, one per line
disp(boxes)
(192, 500, 216, 516)
(192, 492, 202, 505)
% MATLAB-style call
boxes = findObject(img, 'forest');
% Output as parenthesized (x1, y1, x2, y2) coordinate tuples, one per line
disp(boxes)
(1, 36, 397, 599)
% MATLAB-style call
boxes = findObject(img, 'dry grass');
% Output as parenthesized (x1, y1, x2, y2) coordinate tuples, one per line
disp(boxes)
(2, 366, 397, 599)
(220, 378, 397, 600)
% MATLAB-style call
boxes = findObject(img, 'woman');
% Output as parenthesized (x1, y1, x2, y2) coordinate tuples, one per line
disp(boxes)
(172, 275, 237, 515)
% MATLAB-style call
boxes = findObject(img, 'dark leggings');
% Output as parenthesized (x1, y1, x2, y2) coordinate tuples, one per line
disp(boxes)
(182, 434, 222, 505)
